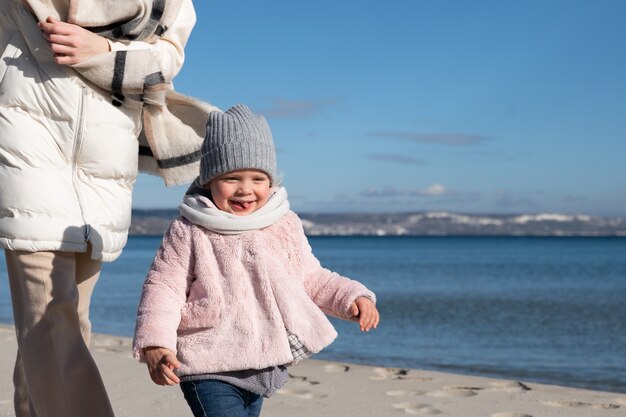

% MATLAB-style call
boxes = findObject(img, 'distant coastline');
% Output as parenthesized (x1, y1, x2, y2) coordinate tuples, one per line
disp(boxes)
(130, 209, 626, 237)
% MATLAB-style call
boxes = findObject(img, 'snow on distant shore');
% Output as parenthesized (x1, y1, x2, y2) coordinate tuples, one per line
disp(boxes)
(130, 210, 626, 237)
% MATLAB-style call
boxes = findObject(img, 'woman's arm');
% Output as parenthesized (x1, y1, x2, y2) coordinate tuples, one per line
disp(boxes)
(106, 0, 196, 81)
(38, 0, 195, 81)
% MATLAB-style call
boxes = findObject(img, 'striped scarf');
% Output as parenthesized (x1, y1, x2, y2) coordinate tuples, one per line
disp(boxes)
(24, 0, 218, 186)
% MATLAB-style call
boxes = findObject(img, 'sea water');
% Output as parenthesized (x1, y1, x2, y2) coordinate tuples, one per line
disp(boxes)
(1, 236, 624, 393)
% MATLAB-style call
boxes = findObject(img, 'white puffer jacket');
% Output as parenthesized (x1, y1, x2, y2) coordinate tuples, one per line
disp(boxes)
(0, 0, 195, 262)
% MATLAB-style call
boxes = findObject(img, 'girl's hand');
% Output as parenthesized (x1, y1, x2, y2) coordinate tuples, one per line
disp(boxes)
(143, 346, 181, 386)
(38, 16, 110, 65)
(350, 297, 380, 332)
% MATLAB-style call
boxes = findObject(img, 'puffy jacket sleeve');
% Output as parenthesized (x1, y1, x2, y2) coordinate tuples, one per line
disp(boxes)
(106, 0, 195, 81)
(290, 213, 377, 320)
(133, 217, 195, 360)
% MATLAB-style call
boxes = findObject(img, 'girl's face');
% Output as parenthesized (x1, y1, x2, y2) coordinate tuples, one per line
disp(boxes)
(207, 169, 272, 216)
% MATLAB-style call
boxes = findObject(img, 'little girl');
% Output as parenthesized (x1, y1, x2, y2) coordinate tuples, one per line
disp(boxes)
(133, 104, 380, 417)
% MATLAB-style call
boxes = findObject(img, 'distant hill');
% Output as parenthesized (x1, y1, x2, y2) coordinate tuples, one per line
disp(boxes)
(130, 210, 626, 237)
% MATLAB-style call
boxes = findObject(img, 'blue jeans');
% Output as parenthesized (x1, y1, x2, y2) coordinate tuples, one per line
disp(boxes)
(180, 379, 264, 417)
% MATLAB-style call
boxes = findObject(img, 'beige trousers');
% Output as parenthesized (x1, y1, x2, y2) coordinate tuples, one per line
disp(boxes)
(5, 248, 115, 417)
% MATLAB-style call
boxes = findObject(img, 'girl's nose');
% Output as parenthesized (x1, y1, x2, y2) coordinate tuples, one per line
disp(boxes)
(236, 181, 253, 194)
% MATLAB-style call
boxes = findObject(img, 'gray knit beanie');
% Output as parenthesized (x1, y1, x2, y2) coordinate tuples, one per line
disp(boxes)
(199, 104, 277, 185)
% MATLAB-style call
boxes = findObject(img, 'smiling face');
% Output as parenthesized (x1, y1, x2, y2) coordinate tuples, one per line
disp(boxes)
(207, 169, 272, 216)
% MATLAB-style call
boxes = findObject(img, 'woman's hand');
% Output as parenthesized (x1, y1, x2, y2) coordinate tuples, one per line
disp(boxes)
(350, 297, 380, 332)
(38, 16, 110, 65)
(143, 346, 181, 386)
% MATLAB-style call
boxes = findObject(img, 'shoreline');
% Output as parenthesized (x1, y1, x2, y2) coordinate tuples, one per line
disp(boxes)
(1, 325, 624, 417)
(312, 353, 626, 396)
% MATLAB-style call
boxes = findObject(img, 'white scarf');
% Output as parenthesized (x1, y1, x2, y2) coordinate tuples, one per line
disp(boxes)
(179, 187, 290, 235)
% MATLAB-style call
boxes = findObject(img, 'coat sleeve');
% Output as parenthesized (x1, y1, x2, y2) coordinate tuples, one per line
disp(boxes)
(291, 214, 377, 320)
(132, 217, 195, 361)
(106, 0, 195, 82)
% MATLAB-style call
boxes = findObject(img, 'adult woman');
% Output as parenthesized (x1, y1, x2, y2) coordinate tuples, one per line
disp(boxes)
(0, 1, 212, 415)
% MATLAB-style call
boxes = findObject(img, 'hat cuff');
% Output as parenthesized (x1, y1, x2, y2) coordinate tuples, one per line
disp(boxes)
(199, 141, 276, 185)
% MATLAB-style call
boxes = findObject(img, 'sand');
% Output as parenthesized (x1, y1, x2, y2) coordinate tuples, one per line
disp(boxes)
(0, 325, 624, 417)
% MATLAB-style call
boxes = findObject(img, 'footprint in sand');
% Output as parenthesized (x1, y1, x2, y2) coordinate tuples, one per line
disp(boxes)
(324, 364, 350, 373)
(276, 388, 328, 400)
(490, 381, 531, 393)
(392, 402, 441, 415)
(90, 336, 131, 353)
(491, 413, 532, 417)
(287, 373, 320, 385)
(386, 390, 425, 397)
(427, 386, 483, 398)
(542, 400, 620, 410)
(369, 367, 433, 382)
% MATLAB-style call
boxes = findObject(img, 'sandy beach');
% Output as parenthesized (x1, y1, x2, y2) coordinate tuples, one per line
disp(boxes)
(0, 325, 624, 417)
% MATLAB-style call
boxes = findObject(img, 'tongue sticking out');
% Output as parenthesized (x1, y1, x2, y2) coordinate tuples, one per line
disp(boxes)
(231, 200, 252, 210)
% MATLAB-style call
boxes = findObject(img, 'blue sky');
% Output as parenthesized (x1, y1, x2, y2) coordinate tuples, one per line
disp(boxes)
(133, 0, 626, 216)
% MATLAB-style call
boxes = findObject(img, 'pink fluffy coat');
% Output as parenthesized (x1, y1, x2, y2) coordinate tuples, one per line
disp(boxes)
(133, 211, 376, 376)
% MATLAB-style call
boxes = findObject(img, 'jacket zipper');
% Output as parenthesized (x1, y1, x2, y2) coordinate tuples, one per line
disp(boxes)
(71, 87, 90, 243)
